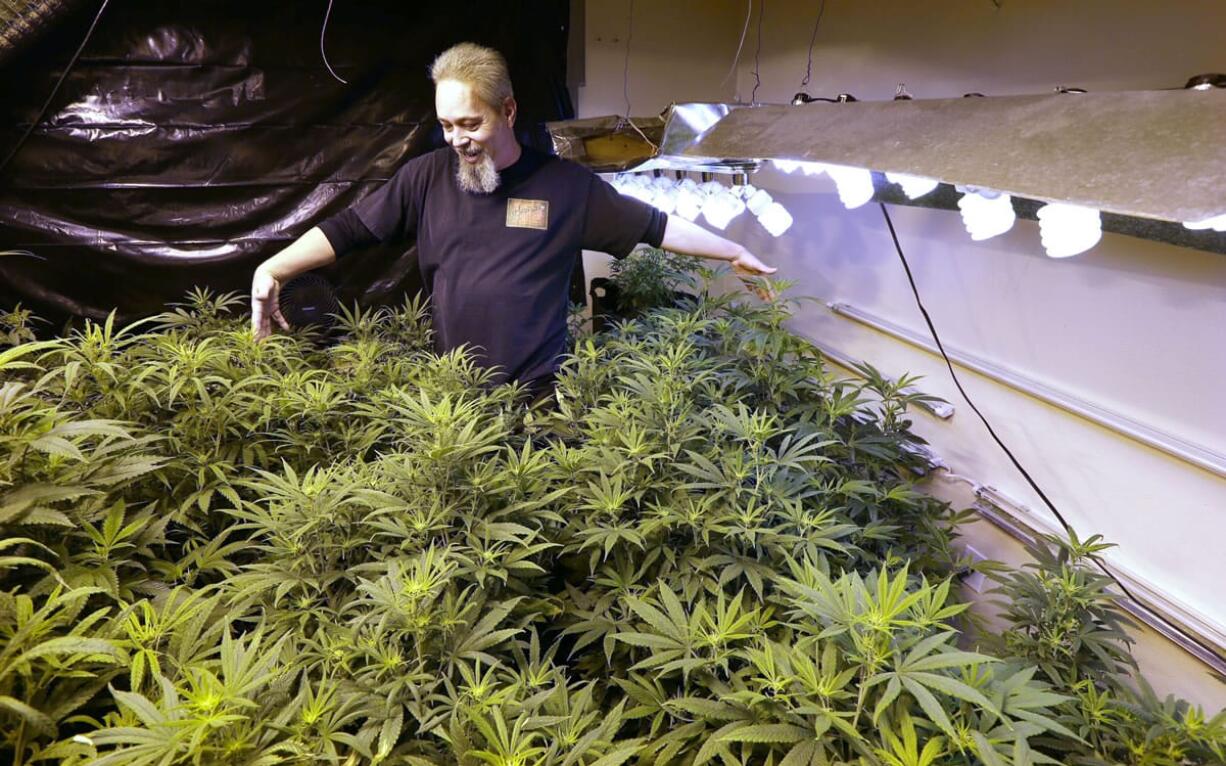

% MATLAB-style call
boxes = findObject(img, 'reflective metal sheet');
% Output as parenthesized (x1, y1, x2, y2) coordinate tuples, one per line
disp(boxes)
(684, 90, 1226, 223)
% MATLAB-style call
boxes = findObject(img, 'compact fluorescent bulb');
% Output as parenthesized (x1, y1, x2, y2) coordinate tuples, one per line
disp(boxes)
(758, 202, 794, 237)
(825, 164, 875, 209)
(1183, 213, 1226, 232)
(674, 186, 704, 221)
(745, 187, 774, 216)
(1037, 202, 1102, 258)
(702, 189, 746, 230)
(957, 189, 1016, 241)
(885, 172, 939, 200)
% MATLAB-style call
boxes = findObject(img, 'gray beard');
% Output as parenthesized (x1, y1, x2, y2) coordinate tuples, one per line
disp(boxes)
(455, 151, 500, 194)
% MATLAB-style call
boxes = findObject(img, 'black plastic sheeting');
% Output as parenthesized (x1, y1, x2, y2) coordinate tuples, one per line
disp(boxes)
(0, 0, 574, 323)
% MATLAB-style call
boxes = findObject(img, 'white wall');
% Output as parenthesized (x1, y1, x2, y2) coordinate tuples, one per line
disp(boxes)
(579, 0, 1226, 708)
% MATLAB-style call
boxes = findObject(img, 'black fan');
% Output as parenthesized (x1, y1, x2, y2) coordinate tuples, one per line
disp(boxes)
(278, 273, 340, 330)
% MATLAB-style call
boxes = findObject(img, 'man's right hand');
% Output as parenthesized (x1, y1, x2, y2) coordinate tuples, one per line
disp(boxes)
(251, 268, 290, 340)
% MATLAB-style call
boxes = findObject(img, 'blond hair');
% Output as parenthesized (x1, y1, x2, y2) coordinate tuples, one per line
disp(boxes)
(430, 43, 514, 109)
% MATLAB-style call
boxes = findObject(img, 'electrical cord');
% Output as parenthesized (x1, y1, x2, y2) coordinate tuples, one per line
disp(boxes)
(622, 0, 635, 118)
(616, 0, 656, 152)
(320, 0, 347, 84)
(798, 0, 828, 90)
(750, 0, 765, 104)
(877, 202, 1141, 605)
(0, 0, 111, 182)
(721, 0, 752, 89)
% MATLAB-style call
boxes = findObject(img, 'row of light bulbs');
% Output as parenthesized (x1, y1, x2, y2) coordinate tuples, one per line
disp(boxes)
(610, 172, 796, 236)
(612, 161, 1226, 257)
(772, 161, 1107, 259)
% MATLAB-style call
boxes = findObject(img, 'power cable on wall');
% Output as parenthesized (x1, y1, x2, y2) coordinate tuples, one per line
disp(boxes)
(0, 0, 111, 181)
(876, 202, 1141, 605)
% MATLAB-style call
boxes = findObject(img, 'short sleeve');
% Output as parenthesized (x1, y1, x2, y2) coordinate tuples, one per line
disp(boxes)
(317, 209, 378, 256)
(581, 175, 668, 259)
(350, 153, 431, 243)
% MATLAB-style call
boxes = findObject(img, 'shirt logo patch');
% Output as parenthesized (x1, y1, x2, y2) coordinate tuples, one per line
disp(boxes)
(506, 198, 549, 230)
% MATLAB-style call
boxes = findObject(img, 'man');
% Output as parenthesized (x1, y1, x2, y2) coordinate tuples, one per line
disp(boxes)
(251, 43, 775, 398)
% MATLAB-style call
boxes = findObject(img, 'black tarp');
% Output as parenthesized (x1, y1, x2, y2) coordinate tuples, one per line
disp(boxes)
(0, 0, 574, 323)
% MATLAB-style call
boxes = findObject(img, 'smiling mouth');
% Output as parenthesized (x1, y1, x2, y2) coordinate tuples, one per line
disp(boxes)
(458, 146, 483, 163)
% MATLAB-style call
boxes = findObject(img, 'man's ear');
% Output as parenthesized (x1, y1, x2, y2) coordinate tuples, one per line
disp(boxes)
(503, 96, 518, 128)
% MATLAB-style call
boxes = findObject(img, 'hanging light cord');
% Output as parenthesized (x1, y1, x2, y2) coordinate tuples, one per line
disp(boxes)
(722, 0, 753, 89)
(622, 0, 635, 118)
(320, 0, 347, 84)
(0, 0, 112, 181)
(617, 0, 656, 151)
(750, 0, 765, 103)
(877, 203, 1141, 606)
(799, 0, 828, 90)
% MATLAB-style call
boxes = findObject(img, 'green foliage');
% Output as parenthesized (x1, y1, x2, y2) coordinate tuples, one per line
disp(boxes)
(607, 248, 709, 317)
(0, 258, 1221, 765)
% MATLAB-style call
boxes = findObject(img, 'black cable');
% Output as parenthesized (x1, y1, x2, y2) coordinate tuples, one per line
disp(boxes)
(877, 202, 1141, 605)
(0, 0, 111, 181)
(799, 0, 827, 90)
(750, 0, 764, 104)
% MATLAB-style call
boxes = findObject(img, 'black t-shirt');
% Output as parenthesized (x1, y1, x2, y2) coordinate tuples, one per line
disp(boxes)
(318, 146, 666, 384)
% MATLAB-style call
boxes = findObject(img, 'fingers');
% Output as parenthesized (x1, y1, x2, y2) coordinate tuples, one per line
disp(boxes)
(737, 276, 777, 301)
(251, 271, 284, 340)
(732, 256, 777, 277)
(251, 300, 267, 339)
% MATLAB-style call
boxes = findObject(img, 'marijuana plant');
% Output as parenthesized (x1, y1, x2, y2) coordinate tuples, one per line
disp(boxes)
(0, 253, 1221, 765)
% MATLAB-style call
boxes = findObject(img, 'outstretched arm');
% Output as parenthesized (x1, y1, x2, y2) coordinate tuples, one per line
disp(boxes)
(251, 227, 337, 340)
(659, 215, 777, 278)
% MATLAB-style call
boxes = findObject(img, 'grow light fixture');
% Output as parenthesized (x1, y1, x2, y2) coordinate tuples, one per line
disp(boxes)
(957, 188, 1017, 241)
(1037, 202, 1102, 258)
(682, 88, 1226, 256)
